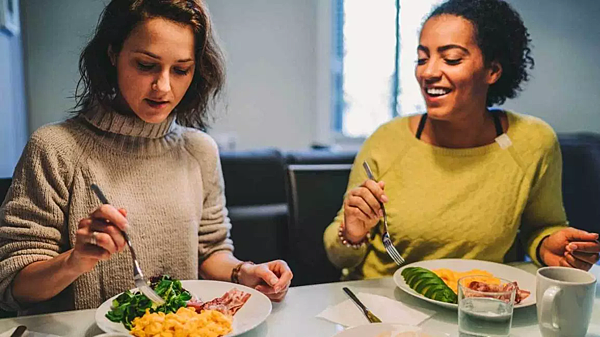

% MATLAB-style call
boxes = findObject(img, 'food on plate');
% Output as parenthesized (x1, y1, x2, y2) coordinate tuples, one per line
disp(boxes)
(401, 267, 458, 304)
(431, 268, 500, 294)
(402, 266, 531, 305)
(464, 280, 531, 304)
(106, 275, 251, 331)
(106, 275, 192, 330)
(187, 288, 251, 316)
(130, 307, 232, 337)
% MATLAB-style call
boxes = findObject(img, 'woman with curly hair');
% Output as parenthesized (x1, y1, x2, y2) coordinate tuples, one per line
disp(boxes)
(325, 0, 599, 279)
(0, 0, 292, 314)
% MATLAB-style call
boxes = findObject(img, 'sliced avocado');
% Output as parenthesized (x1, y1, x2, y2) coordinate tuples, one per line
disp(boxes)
(423, 284, 448, 298)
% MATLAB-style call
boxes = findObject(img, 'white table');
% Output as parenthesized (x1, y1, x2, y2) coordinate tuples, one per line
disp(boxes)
(1, 263, 598, 337)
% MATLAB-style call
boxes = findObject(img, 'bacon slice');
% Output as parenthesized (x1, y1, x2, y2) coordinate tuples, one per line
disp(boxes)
(466, 281, 530, 304)
(187, 288, 251, 316)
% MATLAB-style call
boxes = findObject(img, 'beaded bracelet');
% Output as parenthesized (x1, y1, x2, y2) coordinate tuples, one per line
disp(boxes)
(231, 261, 255, 284)
(338, 222, 371, 249)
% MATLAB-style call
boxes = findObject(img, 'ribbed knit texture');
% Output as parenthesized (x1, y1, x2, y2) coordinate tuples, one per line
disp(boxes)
(0, 105, 233, 313)
(324, 111, 567, 280)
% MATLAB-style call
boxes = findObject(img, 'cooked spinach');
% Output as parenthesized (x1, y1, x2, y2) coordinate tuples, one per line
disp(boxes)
(105, 275, 192, 330)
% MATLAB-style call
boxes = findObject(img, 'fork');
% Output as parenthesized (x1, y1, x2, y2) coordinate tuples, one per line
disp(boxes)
(90, 184, 166, 306)
(362, 161, 406, 266)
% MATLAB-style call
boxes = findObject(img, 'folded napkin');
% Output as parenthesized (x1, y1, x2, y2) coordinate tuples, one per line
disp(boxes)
(317, 292, 435, 327)
(0, 328, 61, 337)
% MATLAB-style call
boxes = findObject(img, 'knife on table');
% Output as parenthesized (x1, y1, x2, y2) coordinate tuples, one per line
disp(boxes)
(10, 326, 26, 337)
(342, 287, 382, 323)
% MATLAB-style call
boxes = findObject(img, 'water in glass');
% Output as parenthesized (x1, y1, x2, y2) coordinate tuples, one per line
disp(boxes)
(458, 276, 516, 337)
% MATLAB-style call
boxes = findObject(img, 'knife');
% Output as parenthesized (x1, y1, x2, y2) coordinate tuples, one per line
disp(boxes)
(10, 326, 26, 337)
(342, 287, 382, 323)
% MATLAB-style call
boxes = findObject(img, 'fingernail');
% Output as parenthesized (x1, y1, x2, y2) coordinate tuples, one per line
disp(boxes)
(274, 287, 281, 293)
(270, 278, 278, 285)
(381, 195, 388, 203)
(569, 244, 577, 251)
(123, 223, 131, 232)
(379, 210, 384, 217)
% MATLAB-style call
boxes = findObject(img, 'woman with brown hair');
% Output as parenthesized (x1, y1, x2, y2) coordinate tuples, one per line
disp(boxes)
(0, 0, 292, 314)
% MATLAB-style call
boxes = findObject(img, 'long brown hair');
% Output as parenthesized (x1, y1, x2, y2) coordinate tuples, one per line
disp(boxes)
(74, 0, 225, 129)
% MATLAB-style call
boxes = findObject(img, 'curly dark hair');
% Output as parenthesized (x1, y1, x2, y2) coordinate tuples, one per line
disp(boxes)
(74, 0, 225, 129)
(427, 0, 534, 106)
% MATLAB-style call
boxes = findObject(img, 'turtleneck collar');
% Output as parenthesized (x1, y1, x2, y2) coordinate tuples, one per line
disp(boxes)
(82, 103, 177, 139)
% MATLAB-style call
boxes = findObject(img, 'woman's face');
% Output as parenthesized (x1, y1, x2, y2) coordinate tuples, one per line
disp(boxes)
(415, 15, 500, 120)
(111, 17, 196, 124)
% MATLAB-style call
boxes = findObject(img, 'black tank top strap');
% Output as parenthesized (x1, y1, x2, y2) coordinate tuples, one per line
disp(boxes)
(415, 113, 428, 140)
(415, 110, 503, 140)
(491, 110, 504, 137)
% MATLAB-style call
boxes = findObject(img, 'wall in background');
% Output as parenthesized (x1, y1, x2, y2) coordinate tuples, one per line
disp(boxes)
(21, 0, 106, 132)
(205, 0, 318, 150)
(503, 0, 600, 133)
(18, 0, 600, 155)
(0, 27, 27, 177)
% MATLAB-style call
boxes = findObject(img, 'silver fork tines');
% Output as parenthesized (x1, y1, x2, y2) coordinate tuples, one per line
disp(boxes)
(362, 161, 406, 266)
(91, 184, 166, 306)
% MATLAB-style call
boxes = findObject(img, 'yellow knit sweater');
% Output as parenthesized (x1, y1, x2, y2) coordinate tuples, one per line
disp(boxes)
(324, 111, 567, 280)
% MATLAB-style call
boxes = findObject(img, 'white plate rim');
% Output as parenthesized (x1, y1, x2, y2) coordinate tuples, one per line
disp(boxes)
(392, 259, 536, 310)
(333, 323, 421, 337)
(95, 279, 272, 336)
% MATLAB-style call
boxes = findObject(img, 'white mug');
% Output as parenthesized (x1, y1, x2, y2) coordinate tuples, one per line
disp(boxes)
(536, 266, 596, 337)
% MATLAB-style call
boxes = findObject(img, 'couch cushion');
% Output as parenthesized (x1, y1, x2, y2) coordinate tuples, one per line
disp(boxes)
(220, 148, 286, 206)
(285, 150, 356, 165)
(228, 204, 289, 263)
(558, 133, 600, 234)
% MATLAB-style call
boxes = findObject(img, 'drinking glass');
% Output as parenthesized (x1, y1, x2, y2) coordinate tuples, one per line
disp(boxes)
(458, 276, 516, 337)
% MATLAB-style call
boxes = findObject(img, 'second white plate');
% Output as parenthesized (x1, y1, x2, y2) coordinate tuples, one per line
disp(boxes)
(393, 259, 536, 310)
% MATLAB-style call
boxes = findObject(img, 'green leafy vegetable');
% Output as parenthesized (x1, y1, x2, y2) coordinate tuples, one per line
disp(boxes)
(105, 275, 192, 330)
(401, 267, 458, 304)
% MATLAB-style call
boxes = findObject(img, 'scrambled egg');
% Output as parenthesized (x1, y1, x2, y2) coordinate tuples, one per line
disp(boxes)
(432, 268, 500, 294)
(130, 307, 233, 337)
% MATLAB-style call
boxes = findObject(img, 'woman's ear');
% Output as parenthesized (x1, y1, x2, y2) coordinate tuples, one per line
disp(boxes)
(108, 45, 116, 66)
(487, 60, 502, 85)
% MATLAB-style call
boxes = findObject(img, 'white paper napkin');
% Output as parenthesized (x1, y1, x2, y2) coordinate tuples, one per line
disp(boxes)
(316, 292, 435, 328)
(0, 328, 61, 337)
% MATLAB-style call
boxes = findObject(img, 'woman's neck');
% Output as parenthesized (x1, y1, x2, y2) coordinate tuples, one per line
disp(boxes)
(414, 108, 500, 149)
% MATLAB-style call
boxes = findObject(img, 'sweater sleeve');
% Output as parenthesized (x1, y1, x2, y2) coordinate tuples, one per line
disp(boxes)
(0, 131, 71, 311)
(323, 135, 380, 270)
(185, 131, 234, 263)
(521, 134, 568, 266)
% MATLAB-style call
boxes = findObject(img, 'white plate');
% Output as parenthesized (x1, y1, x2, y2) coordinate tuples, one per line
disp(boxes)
(393, 259, 536, 310)
(333, 323, 450, 337)
(95, 280, 272, 335)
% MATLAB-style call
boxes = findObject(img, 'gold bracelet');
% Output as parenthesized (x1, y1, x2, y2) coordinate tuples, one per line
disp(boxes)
(231, 261, 255, 284)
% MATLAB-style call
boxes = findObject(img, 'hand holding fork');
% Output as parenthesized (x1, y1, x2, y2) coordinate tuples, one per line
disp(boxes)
(341, 161, 405, 265)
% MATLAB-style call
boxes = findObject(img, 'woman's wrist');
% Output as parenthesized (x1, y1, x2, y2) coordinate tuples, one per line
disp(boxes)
(338, 222, 370, 249)
(64, 249, 92, 276)
(231, 261, 255, 285)
(536, 235, 551, 266)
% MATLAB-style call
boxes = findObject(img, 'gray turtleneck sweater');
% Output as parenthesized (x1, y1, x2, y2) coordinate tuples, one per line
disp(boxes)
(0, 107, 234, 313)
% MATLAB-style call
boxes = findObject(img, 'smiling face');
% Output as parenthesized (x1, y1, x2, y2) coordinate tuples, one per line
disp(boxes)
(415, 14, 501, 121)
(110, 17, 196, 124)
